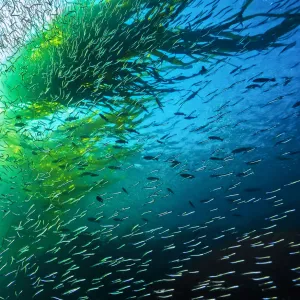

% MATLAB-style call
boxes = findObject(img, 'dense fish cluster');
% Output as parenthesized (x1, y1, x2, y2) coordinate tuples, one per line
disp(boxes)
(0, 0, 299, 299)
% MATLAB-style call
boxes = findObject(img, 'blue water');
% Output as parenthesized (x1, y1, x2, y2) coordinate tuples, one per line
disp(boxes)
(0, 0, 300, 299)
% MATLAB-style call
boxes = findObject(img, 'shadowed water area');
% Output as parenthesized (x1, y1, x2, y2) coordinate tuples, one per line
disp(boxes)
(0, 0, 300, 299)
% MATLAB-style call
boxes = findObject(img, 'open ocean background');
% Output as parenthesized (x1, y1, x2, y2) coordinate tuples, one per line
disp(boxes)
(0, 0, 299, 299)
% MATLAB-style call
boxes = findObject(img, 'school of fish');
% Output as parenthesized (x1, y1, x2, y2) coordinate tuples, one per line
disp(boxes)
(0, 0, 299, 299)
